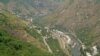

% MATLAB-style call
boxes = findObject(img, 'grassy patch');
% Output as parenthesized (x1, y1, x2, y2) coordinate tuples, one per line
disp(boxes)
(47, 37, 66, 56)
(26, 28, 43, 41)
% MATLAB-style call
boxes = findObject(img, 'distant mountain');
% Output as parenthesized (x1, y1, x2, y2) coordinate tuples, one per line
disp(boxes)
(0, 0, 67, 19)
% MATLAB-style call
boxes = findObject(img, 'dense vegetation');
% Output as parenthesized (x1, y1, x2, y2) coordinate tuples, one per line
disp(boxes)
(0, 12, 53, 56)
(0, 28, 52, 56)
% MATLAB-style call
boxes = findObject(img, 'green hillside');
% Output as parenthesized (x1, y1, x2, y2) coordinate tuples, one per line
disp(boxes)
(0, 11, 53, 56)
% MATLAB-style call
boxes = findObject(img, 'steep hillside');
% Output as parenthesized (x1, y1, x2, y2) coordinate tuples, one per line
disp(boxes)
(0, 11, 53, 56)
